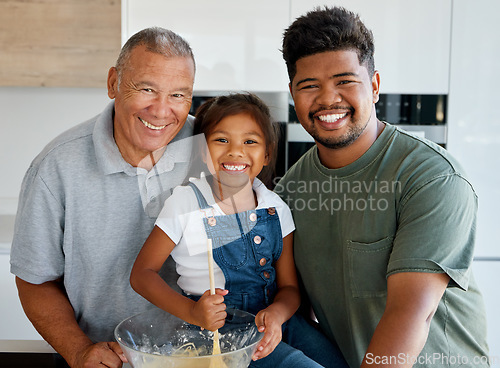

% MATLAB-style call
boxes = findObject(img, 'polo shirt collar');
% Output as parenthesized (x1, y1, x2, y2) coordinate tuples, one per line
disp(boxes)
(93, 102, 195, 176)
(93, 101, 129, 175)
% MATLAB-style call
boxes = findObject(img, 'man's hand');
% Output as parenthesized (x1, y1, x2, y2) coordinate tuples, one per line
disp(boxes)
(15, 278, 127, 368)
(252, 307, 284, 361)
(71, 342, 127, 368)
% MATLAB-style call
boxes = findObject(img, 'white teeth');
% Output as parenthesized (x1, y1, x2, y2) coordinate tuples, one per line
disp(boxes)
(139, 117, 167, 130)
(318, 113, 347, 123)
(223, 164, 246, 171)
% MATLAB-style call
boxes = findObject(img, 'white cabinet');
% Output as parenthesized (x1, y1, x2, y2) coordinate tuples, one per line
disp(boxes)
(125, 0, 291, 93)
(290, 0, 452, 94)
(125, 0, 452, 94)
(447, 0, 500, 258)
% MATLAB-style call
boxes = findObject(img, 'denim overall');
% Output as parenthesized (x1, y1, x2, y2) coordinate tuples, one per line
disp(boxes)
(188, 182, 282, 315)
(188, 183, 349, 368)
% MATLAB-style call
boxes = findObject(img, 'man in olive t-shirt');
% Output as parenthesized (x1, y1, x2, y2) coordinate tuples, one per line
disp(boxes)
(276, 6, 490, 368)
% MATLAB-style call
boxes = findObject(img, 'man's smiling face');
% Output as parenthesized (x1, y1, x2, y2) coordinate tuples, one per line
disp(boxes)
(290, 49, 379, 150)
(107, 44, 195, 166)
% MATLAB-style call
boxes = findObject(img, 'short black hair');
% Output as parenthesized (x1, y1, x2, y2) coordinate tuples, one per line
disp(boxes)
(282, 6, 375, 81)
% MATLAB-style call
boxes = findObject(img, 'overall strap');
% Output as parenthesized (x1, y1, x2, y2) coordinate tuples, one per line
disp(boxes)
(187, 182, 211, 209)
(188, 182, 246, 239)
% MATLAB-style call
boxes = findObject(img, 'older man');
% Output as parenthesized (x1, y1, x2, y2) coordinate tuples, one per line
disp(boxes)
(10, 27, 196, 367)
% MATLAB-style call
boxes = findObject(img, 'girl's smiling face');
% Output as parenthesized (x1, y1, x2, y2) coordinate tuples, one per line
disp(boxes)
(205, 113, 269, 189)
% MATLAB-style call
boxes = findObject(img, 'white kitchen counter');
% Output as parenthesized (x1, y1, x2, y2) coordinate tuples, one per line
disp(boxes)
(0, 250, 50, 352)
(0, 340, 54, 353)
(0, 197, 16, 255)
(0, 199, 49, 353)
(0, 215, 15, 255)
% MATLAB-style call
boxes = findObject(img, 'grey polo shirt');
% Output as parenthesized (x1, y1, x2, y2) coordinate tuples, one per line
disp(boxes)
(10, 101, 195, 342)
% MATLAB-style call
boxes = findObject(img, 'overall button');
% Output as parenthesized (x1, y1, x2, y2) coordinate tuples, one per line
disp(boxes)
(208, 217, 217, 226)
(249, 212, 257, 222)
(259, 258, 267, 266)
(263, 271, 270, 279)
(267, 207, 276, 215)
(253, 235, 262, 245)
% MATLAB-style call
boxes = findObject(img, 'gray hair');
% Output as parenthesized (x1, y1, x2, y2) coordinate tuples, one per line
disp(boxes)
(115, 27, 195, 85)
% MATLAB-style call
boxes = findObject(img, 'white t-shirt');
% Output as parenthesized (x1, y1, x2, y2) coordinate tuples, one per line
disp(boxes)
(155, 175, 295, 295)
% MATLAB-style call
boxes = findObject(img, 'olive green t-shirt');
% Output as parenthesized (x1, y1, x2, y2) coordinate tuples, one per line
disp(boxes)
(275, 123, 489, 367)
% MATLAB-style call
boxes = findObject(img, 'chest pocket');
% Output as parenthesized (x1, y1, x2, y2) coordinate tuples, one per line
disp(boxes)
(347, 236, 393, 298)
(214, 236, 251, 269)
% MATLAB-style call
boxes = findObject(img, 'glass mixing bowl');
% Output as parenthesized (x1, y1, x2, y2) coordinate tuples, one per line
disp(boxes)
(115, 307, 263, 368)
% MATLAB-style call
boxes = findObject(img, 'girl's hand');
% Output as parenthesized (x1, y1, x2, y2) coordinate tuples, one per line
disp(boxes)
(252, 307, 284, 361)
(191, 288, 228, 331)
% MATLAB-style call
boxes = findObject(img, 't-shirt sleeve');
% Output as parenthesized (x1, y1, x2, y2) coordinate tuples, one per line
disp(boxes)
(155, 185, 197, 244)
(275, 196, 295, 238)
(387, 173, 477, 290)
(10, 167, 65, 284)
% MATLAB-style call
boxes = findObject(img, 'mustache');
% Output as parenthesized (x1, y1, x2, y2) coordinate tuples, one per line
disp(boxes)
(308, 106, 354, 120)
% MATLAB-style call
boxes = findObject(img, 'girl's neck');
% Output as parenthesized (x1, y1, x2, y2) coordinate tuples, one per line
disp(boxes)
(209, 176, 257, 215)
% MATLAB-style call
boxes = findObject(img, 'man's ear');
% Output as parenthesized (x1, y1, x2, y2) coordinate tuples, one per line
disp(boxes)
(107, 67, 118, 99)
(371, 70, 381, 104)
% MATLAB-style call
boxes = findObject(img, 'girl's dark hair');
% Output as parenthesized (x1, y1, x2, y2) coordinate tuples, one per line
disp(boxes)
(282, 6, 375, 81)
(193, 93, 279, 187)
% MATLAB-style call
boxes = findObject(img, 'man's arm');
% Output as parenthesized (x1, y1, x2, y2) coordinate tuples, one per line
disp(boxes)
(16, 277, 126, 368)
(361, 271, 450, 368)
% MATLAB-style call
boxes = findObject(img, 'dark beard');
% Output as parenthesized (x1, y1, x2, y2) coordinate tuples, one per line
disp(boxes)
(306, 108, 370, 149)
(314, 129, 361, 149)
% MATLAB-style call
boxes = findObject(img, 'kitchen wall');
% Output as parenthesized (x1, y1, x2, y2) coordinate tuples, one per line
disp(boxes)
(447, 0, 500, 362)
(1, 0, 499, 363)
(0, 88, 110, 201)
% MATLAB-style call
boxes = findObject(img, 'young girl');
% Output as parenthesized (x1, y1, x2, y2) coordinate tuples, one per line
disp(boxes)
(130, 93, 346, 368)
